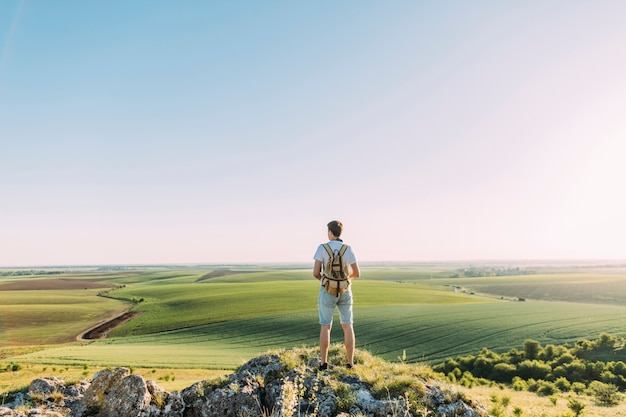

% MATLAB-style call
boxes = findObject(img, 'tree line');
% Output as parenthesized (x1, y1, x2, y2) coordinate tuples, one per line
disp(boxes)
(0, 270, 64, 276)
(450, 266, 536, 278)
(433, 333, 626, 406)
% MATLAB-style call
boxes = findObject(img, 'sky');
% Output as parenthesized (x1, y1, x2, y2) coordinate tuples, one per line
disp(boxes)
(1, 1, 625, 266)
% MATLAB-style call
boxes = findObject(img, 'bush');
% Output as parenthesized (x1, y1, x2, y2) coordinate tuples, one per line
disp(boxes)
(567, 397, 585, 417)
(554, 376, 571, 392)
(472, 356, 495, 379)
(526, 378, 539, 393)
(610, 361, 626, 378)
(571, 382, 586, 394)
(588, 381, 621, 406)
(517, 360, 551, 380)
(600, 370, 617, 385)
(491, 363, 516, 382)
(523, 340, 541, 360)
(437, 359, 460, 374)
(537, 381, 559, 396)
(511, 376, 527, 391)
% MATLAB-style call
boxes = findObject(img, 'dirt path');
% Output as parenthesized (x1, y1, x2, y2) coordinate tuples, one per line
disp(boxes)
(77, 311, 141, 341)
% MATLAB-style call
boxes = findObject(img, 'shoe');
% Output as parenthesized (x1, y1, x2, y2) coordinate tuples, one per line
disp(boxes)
(319, 362, 328, 371)
(346, 363, 354, 369)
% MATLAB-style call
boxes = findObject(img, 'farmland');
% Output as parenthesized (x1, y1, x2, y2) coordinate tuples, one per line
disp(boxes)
(2, 262, 626, 391)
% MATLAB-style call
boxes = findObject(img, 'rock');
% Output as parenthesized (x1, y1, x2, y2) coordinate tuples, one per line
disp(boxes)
(100, 374, 150, 416)
(70, 368, 151, 417)
(29, 377, 65, 396)
(0, 393, 28, 411)
(142, 380, 184, 417)
(2, 351, 489, 417)
(437, 399, 485, 417)
(71, 367, 130, 416)
(426, 384, 489, 417)
(25, 411, 64, 417)
(0, 407, 22, 417)
(181, 369, 262, 417)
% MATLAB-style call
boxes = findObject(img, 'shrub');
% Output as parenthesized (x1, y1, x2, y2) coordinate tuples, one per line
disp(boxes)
(610, 361, 626, 378)
(526, 378, 539, 393)
(537, 381, 559, 396)
(517, 360, 551, 380)
(588, 381, 621, 406)
(552, 353, 575, 367)
(381, 375, 426, 399)
(567, 397, 585, 417)
(600, 370, 617, 385)
(511, 376, 528, 391)
(458, 371, 476, 388)
(491, 363, 516, 382)
(524, 340, 541, 360)
(332, 381, 356, 412)
(554, 376, 571, 392)
(7, 363, 21, 372)
(559, 360, 586, 383)
(472, 356, 495, 379)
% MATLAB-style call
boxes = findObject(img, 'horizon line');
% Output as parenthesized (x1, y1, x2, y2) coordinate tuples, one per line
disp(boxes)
(1, 258, 626, 269)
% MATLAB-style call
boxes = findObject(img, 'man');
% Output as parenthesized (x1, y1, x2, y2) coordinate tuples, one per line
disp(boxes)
(313, 220, 360, 370)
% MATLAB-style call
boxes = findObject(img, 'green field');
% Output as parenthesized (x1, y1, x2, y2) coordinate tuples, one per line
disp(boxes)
(435, 272, 626, 304)
(3, 264, 626, 372)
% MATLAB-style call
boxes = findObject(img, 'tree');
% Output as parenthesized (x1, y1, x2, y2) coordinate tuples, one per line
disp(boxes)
(597, 333, 619, 349)
(523, 339, 541, 360)
(517, 360, 551, 380)
(491, 363, 516, 383)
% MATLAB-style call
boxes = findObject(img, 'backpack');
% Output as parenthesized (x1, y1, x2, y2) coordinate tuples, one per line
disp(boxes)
(321, 243, 350, 296)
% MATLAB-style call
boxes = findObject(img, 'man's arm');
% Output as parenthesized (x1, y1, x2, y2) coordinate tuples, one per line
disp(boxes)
(349, 262, 360, 279)
(313, 260, 323, 280)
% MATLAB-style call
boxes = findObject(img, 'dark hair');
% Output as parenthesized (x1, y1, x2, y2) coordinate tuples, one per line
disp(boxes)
(327, 220, 343, 238)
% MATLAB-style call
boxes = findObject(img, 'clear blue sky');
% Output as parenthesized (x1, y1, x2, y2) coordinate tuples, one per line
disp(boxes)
(1, 1, 625, 266)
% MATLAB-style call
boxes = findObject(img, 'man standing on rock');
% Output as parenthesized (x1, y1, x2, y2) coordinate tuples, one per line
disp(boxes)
(313, 220, 360, 370)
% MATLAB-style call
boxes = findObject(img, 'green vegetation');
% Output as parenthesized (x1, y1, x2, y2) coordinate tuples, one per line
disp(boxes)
(2, 261, 626, 416)
(435, 271, 626, 305)
(451, 265, 537, 278)
(435, 334, 626, 406)
(273, 345, 439, 415)
(0, 289, 129, 345)
(3, 264, 626, 369)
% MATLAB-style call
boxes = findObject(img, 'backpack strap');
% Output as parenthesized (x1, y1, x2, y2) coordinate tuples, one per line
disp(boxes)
(321, 244, 333, 280)
(323, 243, 348, 256)
(337, 245, 348, 280)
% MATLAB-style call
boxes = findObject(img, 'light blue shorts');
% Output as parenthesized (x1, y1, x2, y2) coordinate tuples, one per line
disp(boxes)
(318, 287, 353, 325)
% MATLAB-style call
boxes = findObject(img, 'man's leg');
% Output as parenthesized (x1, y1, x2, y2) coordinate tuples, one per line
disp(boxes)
(320, 324, 331, 365)
(341, 323, 355, 366)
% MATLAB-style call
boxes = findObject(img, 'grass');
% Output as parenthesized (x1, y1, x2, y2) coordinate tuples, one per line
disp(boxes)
(9, 298, 626, 371)
(0, 289, 129, 345)
(3, 264, 626, 372)
(463, 384, 626, 417)
(434, 272, 626, 304)
(106, 279, 488, 337)
(3, 263, 626, 416)
(0, 362, 228, 394)
(273, 345, 439, 414)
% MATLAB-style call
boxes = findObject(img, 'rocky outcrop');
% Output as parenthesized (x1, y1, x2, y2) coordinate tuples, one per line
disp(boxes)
(0, 353, 488, 417)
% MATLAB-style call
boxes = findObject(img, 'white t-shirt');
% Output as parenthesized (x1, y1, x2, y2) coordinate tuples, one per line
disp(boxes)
(313, 240, 357, 267)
